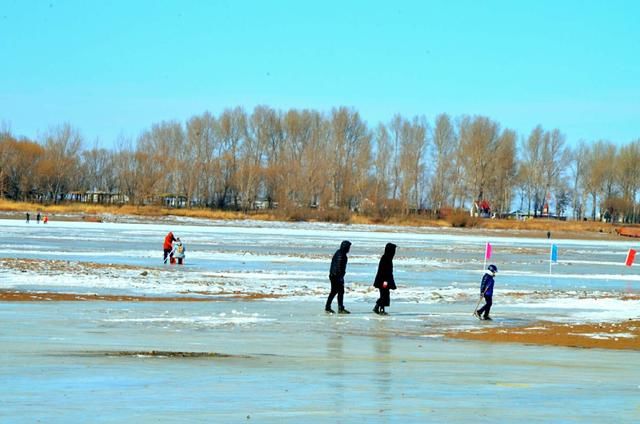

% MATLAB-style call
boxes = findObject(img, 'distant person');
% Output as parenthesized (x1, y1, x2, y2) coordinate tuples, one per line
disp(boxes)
(547, 231, 551, 239)
(373, 243, 397, 315)
(163, 231, 177, 264)
(173, 238, 186, 265)
(475, 264, 498, 320)
(325, 240, 351, 314)
(43, 215, 48, 224)
(26, 212, 30, 223)
(36, 212, 41, 224)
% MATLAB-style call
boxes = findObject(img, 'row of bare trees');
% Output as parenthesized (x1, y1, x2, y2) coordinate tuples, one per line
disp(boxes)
(1, 107, 639, 221)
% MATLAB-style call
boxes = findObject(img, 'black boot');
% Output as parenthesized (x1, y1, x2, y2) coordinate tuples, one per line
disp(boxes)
(338, 306, 350, 314)
(379, 307, 388, 315)
(325, 307, 335, 314)
(373, 304, 380, 314)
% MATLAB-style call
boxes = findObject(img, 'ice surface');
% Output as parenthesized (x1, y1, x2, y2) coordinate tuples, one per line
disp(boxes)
(1, 218, 638, 323)
(1, 217, 639, 422)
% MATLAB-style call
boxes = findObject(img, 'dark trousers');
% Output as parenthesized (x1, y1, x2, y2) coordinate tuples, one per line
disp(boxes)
(477, 295, 492, 317)
(376, 288, 390, 308)
(163, 248, 173, 263)
(326, 278, 344, 309)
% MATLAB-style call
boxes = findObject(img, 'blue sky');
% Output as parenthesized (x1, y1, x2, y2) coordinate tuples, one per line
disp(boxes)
(1, 0, 639, 147)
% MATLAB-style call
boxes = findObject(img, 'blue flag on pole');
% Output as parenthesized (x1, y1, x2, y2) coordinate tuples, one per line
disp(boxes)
(550, 244, 558, 263)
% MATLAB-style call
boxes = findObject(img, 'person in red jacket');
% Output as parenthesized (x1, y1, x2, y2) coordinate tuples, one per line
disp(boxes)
(163, 232, 177, 264)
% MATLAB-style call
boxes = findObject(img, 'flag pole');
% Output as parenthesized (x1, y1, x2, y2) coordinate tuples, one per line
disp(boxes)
(549, 244, 558, 281)
(484, 242, 491, 272)
(625, 249, 636, 294)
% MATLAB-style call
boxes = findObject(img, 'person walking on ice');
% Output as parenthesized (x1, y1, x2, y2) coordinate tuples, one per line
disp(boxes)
(475, 264, 498, 320)
(173, 238, 186, 265)
(325, 240, 351, 314)
(373, 243, 397, 315)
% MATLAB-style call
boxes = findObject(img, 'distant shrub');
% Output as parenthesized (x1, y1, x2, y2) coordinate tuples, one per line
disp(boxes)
(321, 208, 351, 223)
(277, 206, 351, 223)
(447, 211, 479, 228)
(360, 199, 404, 223)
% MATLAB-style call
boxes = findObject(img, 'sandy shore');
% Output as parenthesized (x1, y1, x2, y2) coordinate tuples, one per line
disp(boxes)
(446, 319, 640, 351)
(0, 290, 280, 302)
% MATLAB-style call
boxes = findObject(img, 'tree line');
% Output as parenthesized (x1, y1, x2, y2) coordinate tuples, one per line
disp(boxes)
(1, 106, 639, 222)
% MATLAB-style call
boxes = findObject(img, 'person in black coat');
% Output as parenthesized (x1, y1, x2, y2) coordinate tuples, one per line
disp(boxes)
(325, 240, 352, 314)
(373, 243, 397, 315)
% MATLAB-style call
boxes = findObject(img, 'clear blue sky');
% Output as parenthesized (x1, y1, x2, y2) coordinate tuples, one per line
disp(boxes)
(1, 0, 639, 147)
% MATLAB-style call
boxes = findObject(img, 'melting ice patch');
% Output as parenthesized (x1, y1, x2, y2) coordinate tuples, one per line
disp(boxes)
(572, 332, 637, 340)
(103, 311, 274, 328)
(504, 296, 640, 322)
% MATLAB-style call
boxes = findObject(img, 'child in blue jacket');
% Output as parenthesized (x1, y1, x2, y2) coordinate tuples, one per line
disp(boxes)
(475, 264, 497, 320)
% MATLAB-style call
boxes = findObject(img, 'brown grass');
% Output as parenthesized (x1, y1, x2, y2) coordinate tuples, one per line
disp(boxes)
(0, 290, 281, 302)
(446, 319, 640, 351)
(477, 218, 617, 233)
(0, 200, 277, 221)
(0, 200, 623, 236)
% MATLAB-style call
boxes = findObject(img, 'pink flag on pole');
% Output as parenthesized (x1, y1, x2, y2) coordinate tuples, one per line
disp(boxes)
(625, 248, 636, 267)
(485, 242, 492, 260)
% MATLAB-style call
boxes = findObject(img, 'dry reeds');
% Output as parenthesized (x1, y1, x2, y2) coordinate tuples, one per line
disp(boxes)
(0, 200, 620, 235)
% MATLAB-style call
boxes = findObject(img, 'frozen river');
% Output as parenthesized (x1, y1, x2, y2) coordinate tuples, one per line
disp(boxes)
(1, 217, 639, 422)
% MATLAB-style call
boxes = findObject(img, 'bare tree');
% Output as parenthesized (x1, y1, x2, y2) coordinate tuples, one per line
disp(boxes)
(0, 134, 44, 201)
(184, 112, 219, 207)
(112, 135, 141, 205)
(568, 141, 589, 220)
(615, 140, 640, 222)
(458, 116, 499, 208)
(135, 121, 184, 204)
(518, 126, 568, 216)
(281, 109, 331, 208)
(582, 141, 617, 220)
(216, 107, 247, 208)
(80, 141, 116, 193)
(518, 125, 544, 215)
(490, 128, 517, 215)
(399, 116, 429, 213)
(431, 113, 457, 214)
(328, 107, 371, 210)
(541, 129, 569, 215)
(388, 115, 403, 200)
(38, 124, 83, 203)
(372, 123, 392, 211)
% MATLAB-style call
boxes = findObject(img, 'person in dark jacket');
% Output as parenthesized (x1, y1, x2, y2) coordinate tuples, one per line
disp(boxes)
(325, 240, 352, 314)
(373, 243, 397, 315)
(475, 264, 497, 320)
